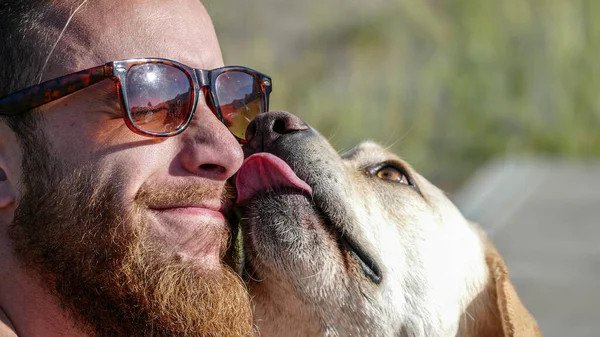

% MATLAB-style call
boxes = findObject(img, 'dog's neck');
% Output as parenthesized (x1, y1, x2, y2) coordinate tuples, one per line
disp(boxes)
(250, 281, 325, 337)
(457, 236, 541, 337)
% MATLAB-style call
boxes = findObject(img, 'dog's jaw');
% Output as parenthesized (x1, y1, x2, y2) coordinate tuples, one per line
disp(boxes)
(239, 190, 383, 336)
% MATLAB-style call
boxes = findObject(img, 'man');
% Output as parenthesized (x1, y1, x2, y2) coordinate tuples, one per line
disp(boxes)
(0, 0, 266, 335)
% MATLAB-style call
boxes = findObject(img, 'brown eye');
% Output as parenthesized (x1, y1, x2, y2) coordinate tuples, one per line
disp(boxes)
(376, 166, 409, 185)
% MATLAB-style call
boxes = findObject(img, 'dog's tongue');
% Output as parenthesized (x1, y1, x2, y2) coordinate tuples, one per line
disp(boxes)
(236, 153, 313, 205)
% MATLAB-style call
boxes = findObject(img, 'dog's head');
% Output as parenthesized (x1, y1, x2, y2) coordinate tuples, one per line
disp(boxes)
(235, 111, 540, 337)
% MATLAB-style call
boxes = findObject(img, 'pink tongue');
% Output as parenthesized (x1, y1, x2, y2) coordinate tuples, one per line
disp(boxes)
(235, 153, 313, 205)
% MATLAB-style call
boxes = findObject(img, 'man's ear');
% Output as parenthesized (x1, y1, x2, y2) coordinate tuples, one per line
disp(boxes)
(0, 123, 20, 210)
(0, 167, 13, 208)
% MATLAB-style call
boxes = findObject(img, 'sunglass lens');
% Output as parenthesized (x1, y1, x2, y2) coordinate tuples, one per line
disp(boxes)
(126, 63, 192, 134)
(215, 71, 264, 140)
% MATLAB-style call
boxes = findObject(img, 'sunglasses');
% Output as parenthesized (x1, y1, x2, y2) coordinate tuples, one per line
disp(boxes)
(0, 58, 272, 141)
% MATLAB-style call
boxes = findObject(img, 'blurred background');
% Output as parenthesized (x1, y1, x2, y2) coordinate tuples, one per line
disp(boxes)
(206, 1, 600, 336)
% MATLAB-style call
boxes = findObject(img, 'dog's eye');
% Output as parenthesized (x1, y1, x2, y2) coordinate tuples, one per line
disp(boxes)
(375, 166, 409, 185)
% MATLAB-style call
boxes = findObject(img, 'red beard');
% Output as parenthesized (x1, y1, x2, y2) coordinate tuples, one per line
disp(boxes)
(9, 140, 254, 336)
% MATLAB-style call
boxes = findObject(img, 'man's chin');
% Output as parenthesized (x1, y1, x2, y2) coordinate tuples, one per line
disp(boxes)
(175, 251, 224, 271)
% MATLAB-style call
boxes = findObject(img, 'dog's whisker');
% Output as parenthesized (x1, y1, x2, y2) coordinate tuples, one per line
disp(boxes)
(243, 256, 264, 283)
(299, 270, 322, 280)
(384, 124, 415, 151)
(244, 270, 264, 283)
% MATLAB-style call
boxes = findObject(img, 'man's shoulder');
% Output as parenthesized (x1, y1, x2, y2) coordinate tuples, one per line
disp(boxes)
(0, 308, 17, 337)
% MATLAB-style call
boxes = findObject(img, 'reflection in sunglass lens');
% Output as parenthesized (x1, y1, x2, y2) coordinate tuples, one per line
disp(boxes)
(126, 63, 192, 134)
(215, 71, 264, 140)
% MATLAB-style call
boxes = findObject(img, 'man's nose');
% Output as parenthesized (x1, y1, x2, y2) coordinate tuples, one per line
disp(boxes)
(244, 111, 309, 152)
(178, 105, 244, 180)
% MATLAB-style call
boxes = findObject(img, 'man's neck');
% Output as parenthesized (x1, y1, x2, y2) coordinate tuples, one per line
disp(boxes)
(0, 266, 86, 337)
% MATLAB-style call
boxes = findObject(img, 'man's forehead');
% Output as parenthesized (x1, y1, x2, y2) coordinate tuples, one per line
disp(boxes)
(41, 0, 222, 81)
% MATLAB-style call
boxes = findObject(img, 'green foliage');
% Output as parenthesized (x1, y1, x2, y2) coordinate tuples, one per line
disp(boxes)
(208, 0, 600, 191)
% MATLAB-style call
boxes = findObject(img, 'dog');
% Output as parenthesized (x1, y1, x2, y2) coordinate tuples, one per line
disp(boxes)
(235, 111, 541, 337)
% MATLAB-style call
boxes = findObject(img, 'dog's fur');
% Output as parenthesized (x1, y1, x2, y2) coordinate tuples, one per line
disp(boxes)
(237, 114, 541, 337)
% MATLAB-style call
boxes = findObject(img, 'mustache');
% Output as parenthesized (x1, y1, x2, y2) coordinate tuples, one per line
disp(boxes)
(135, 181, 237, 210)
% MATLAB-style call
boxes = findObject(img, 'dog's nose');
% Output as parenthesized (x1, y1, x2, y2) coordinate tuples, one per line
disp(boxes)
(245, 111, 309, 151)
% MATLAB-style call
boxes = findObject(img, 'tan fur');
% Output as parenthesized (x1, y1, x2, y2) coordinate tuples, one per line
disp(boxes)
(240, 138, 541, 337)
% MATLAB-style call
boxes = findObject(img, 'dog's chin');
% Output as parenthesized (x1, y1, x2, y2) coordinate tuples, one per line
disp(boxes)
(240, 190, 336, 282)
(239, 189, 381, 287)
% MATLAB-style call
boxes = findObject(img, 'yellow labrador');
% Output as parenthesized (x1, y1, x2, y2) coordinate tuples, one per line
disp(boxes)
(235, 111, 541, 337)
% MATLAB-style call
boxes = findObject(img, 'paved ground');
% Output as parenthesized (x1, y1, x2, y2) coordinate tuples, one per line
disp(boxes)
(452, 158, 600, 337)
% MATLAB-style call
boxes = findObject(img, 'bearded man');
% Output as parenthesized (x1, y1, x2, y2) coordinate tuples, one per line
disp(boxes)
(0, 1, 270, 335)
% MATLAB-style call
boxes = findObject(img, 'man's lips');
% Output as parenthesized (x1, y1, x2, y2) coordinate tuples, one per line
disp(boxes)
(235, 153, 313, 205)
(151, 206, 226, 219)
(148, 205, 229, 267)
(148, 199, 230, 218)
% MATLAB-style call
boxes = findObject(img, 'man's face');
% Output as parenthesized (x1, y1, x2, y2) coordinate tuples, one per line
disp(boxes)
(37, 0, 244, 267)
(2, 0, 253, 335)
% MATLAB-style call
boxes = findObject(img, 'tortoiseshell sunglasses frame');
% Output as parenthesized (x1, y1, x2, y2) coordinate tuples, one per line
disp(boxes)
(0, 58, 272, 139)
